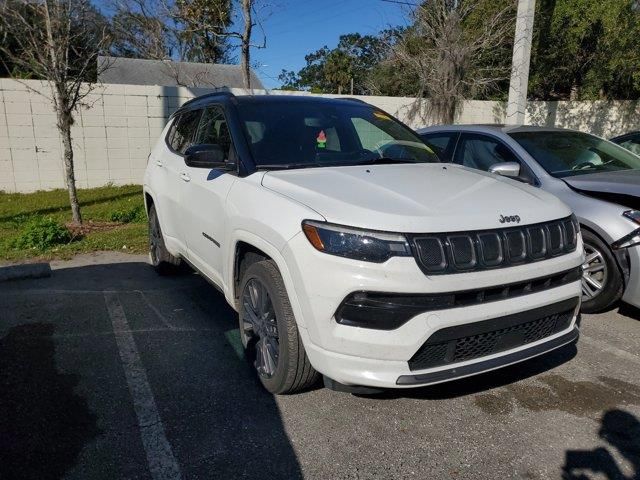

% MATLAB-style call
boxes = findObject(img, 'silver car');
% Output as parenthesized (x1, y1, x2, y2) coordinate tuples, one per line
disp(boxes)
(418, 124, 640, 313)
(611, 131, 640, 156)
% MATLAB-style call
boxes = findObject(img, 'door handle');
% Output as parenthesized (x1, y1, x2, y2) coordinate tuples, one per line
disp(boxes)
(155, 159, 163, 167)
(180, 172, 191, 182)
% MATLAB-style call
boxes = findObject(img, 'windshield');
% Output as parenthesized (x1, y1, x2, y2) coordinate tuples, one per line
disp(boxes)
(509, 130, 640, 178)
(236, 100, 439, 168)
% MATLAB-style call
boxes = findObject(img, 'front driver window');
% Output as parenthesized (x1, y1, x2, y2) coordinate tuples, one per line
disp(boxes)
(420, 132, 458, 161)
(455, 134, 519, 171)
(193, 105, 232, 159)
(170, 110, 202, 154)
(619, 137, 640, 156)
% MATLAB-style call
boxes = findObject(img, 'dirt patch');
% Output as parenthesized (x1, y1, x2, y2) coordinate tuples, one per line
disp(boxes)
(66, 221, 123, 238)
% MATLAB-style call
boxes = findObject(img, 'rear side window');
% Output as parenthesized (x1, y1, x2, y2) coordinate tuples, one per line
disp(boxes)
(167, 110, 202, 154)
(617, 135, 640, 156)
(420, 132, 458, 161)
(454, 133, 519, 171)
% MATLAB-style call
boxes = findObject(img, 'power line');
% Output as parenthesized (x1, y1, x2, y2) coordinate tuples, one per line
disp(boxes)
(378, 0, 420, 6)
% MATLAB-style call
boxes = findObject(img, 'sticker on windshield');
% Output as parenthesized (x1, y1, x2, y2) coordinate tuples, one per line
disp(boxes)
(317, 130, 327, 148)
(373, 111, 391, 120)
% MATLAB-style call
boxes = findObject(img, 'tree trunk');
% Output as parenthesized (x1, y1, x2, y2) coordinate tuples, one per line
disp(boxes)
(443, 100, 456, 124)
(57, 105, 82, 225)
(241, 0, 252, 89)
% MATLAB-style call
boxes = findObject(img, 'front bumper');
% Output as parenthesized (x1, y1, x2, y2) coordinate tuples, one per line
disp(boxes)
(283, 232, 583, 388)
(396, 326, 579, 386)
(621, 245, 640, 308)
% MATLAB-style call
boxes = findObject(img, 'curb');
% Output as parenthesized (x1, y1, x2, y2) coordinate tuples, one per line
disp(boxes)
(0, 263, 52, 282)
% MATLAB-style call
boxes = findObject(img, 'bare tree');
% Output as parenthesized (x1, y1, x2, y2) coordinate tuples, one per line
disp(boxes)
(0, 0, 111, 224)
(109, 0, 265, 88)
(240, 0, 253, 88)
(109, 0, 174, 60)
(172, 0, 267, 89)
(393, 0, 515, 124)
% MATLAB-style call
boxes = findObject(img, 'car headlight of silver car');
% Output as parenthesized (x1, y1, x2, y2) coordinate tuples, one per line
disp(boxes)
(612, 210, 640, 249)
(302, 220, 412, 263)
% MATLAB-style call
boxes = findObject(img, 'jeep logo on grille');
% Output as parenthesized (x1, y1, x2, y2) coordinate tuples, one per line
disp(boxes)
(499, 214, 521, 224)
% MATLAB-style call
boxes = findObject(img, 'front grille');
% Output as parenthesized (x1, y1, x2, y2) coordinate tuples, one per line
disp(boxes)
(411, 216, 579, 275)
(408, 298, 578, 371)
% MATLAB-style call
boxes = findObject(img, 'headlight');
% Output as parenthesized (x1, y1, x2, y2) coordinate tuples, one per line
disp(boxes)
(623, 210, 640, 225)
(611, 211, 640, 249)
(301, 220, 412, 263)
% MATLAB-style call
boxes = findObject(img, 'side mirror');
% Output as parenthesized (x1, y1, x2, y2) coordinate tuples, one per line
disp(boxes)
(184, 144, 229, 169)
(489, 162, 521, 178)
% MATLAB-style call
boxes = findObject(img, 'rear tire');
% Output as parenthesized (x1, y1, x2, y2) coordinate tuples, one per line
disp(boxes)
(239, 258, 319, 394)
(148, 204, 181, 275)
(580, 229, 623, 313)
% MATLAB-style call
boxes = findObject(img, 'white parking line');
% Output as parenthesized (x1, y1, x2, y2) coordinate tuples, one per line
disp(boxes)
(104, 292, 182, 480)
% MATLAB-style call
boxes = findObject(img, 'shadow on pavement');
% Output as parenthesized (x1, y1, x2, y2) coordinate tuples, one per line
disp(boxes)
(617, 303, 640, 322)
(2, 259, 304, 479)
(563, 409, 640, 480)
(0, 323, 101, 480)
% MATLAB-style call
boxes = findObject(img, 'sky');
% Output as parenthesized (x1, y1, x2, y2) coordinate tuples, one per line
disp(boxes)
(247, 0, 413, 88)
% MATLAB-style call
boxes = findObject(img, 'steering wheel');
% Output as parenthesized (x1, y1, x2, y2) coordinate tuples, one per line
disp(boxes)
(375, 142, 418, 162)
(572, 161, 596, 170)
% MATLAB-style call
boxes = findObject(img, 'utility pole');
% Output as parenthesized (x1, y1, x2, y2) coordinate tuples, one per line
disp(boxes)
(506, 0, 536, 125)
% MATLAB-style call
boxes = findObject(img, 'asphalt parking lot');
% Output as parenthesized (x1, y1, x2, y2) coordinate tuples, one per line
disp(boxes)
(1, 252, 639, 480)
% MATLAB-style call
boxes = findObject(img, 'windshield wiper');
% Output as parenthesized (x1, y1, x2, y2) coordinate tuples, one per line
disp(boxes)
(256, 163, 322, 170)
(256, 157, 419, 171)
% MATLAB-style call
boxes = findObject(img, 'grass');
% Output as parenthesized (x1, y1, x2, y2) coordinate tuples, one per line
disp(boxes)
(0, 184, 148, 262)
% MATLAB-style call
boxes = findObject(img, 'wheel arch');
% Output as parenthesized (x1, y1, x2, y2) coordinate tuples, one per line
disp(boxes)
(580, 224, 629, 305)
(143, 190, 154, 214)
(228, 231, 308, 328)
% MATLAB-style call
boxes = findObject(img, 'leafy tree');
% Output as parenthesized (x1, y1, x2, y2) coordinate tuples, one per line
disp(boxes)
(277, 69, 300, 90)
(529, 0, 640, 100)
(278, 32, 393, 94)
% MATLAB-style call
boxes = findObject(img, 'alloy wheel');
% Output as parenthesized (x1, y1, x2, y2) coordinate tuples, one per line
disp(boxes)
(241, 278, 279, 378)
(581, 243, 608, 300)
(149, 216, 161, 265)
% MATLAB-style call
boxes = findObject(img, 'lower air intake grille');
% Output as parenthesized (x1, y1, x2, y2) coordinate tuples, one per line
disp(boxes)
(408, 298, 578, 371)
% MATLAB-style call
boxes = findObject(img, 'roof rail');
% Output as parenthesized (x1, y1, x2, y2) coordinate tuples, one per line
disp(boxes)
(178, 90, 237, 110)
(341, 97, 368, 104)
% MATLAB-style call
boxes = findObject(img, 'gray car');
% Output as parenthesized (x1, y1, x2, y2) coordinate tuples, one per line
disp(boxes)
(611, 131, 640, 156)
(418, 124, 640, 313)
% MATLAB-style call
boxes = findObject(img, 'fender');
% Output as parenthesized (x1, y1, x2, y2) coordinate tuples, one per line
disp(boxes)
(142, 186, 182, 257)
(226, 229, 309, 329)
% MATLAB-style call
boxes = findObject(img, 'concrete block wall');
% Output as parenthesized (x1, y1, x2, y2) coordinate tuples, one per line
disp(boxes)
(0, 78, 638, 193)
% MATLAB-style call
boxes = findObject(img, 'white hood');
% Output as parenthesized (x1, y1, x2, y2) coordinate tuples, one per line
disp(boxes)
(261, 163, 571, 232)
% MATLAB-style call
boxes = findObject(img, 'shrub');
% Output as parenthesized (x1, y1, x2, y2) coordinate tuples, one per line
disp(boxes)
(109, 205, 146, 224)
(12, 217, 72, 250)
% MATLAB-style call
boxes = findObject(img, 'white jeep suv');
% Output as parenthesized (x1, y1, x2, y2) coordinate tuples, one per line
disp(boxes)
(144, 93, 584, 394)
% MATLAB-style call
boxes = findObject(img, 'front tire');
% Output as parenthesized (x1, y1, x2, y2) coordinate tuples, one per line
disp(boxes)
(148, 204, 181, 275)
(581, 229, 623, 313)
(239, 258, 319, 394)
